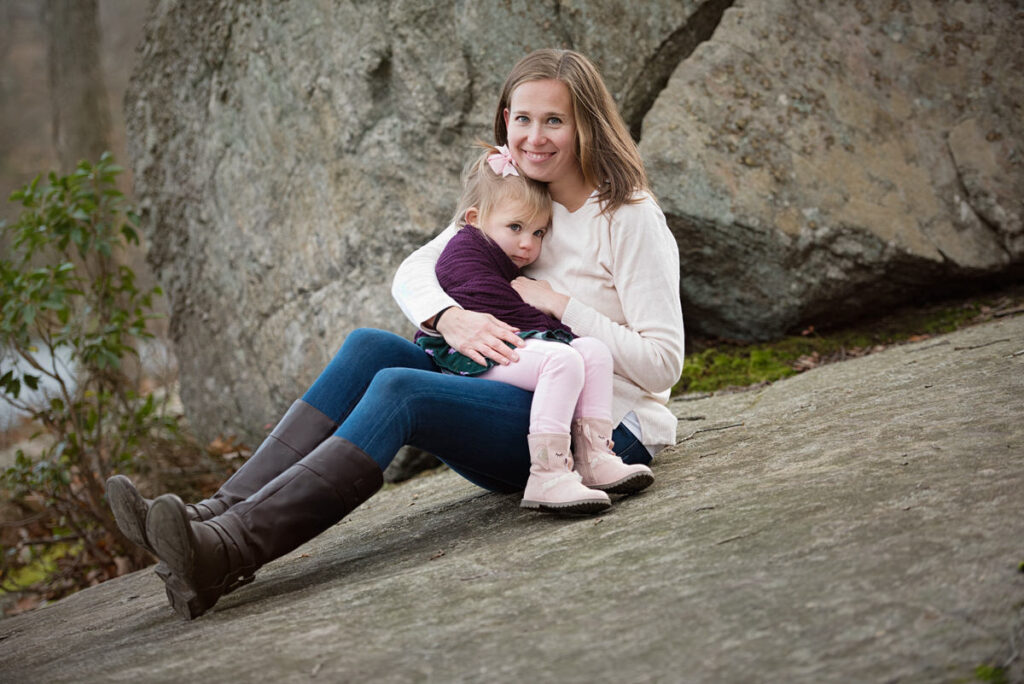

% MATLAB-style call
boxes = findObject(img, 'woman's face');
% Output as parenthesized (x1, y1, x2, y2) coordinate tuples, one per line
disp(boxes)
(503, 79, 580, 187)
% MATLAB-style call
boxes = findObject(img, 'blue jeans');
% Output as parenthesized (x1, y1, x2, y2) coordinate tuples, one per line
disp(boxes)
(301, 328, 651, 493)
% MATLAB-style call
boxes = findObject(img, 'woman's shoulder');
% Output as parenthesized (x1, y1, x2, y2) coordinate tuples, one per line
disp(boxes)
(558, 190, 665, 236)
(606, 190, 668, 230)
(622, 189, 662, 213)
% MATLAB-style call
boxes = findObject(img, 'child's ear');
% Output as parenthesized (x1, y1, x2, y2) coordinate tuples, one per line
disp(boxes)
(465, 207, 480, 226)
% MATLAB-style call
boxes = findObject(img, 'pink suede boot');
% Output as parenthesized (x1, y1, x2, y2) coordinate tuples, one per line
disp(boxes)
(572, 418, 654, 494)
(520, 433, 611, 514)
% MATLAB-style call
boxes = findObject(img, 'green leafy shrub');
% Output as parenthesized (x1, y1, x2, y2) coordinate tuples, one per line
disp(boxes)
(0, 154, 194, 601)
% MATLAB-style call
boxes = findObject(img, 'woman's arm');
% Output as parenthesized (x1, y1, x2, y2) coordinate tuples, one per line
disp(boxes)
(391, 224, 459, 330)
(515, 201, 685, 393)
(391, 225, 524, 365)
(562, 280, 684, 394)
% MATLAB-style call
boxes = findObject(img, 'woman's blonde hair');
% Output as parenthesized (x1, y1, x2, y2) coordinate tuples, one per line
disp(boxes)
(493, 49, 648, 216)
(452, 143, 552, 230)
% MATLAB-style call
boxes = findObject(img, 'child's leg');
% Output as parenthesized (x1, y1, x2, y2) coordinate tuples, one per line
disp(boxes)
(481, 338, 585, 435)
(568, 336, 614, 421)
(568, 336, 654, 495)
(480, 338, 610, 513)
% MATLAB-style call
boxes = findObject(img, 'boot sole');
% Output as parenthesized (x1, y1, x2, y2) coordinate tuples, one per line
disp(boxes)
(106, 475, 154, 554)
(591, 471, 654, 495)
(520, 498, 611, 515)
(148, 495, 208, 620)
(161, 570, 206, 621)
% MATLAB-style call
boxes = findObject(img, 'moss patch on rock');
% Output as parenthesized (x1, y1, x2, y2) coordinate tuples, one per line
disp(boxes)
(675, 283, 1024, 395)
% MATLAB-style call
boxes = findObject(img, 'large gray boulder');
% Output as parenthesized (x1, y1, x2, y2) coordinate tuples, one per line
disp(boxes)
(127, 0, 1022, 440)
(642, 0, 1024, 339)
(126, 0, 723, 441)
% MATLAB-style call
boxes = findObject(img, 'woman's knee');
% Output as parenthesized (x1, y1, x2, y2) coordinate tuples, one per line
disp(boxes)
(332, 328, 429, 372)
(341, 327, 395, 353)
(331, 327, 377, 363)
(364, 366, 421, 400)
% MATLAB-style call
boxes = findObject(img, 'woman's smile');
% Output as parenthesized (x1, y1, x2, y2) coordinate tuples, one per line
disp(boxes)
(503, 78, 589, 207)
(522, 150, 554, 162)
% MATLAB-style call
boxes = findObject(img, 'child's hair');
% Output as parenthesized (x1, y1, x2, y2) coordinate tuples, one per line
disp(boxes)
(493, 48, 648, 216)
(452, 143, 552, 230)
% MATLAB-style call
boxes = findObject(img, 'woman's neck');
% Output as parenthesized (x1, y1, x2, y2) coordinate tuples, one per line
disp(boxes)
(549, 169, 594, 213)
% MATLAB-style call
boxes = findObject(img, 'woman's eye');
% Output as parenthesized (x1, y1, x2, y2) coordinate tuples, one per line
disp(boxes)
(547, 117, 562, 125)
(514, 115, 530, 124)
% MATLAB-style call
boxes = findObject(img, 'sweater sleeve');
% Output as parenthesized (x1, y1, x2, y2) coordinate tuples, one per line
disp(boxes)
(391, 223, 459, 332)
(559, 199, 685, 394)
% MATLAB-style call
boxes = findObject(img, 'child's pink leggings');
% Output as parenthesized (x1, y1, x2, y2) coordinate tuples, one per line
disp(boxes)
(480, 336, 612, 435)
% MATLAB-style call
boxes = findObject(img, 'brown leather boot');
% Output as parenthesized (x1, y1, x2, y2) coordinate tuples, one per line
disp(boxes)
(106, 475, 205, 556)
(190, 399, 340, 517)
(147, 436, 383, 620)
(105, 399, 338, 554)
(107, 474, 220, 583)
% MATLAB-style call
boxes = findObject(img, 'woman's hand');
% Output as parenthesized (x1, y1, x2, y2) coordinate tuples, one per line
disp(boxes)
(434, 308, 524, 366)
(511, 277, 569, 319)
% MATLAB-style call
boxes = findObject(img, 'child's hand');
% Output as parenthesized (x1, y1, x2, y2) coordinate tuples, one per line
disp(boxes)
(436, 308, 523, 366)
(511, 277, 569, 319)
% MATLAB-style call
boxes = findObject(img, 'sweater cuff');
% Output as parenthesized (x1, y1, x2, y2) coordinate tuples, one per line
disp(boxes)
(561, 297, 597, 335)
(400, 288, 459, 334)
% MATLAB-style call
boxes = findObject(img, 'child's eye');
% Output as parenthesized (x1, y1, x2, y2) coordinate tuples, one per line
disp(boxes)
(508, 223, 522, 232)
(533, 229, 546, 238)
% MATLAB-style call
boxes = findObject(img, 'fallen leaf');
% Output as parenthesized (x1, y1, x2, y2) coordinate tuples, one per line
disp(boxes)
(9, 595, 42, 615)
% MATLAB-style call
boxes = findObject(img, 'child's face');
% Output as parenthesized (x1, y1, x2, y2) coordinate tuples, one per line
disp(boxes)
(470, 199, 550, 268)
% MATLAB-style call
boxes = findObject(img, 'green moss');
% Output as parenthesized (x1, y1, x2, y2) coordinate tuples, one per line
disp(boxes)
(974, 664, 1008, 684)
(678, 344, 797, 393)
(673, 288, 1021, 396)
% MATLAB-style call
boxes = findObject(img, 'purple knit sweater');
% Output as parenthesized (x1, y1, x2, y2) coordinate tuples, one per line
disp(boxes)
(434, 226, 573, 336)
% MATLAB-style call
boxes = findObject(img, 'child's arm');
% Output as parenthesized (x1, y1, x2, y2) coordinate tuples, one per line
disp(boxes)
(433, 226, 568, 334)
(392, 226, 524, 365)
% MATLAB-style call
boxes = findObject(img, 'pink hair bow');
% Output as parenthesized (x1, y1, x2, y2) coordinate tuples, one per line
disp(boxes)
(487, 145, 519, 177)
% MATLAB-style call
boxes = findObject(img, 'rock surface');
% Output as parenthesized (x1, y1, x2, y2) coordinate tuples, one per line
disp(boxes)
(642, 0, 1024, 339)
(2, 315, 1021, 683)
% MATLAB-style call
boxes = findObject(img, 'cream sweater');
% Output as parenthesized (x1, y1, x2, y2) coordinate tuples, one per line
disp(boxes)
(392, 191, 685, 451)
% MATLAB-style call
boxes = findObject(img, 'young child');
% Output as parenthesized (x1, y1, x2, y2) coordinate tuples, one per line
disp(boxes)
(417, 144, 654, 514)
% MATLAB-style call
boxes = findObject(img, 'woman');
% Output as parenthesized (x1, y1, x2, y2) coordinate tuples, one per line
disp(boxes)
(107, 48, 684, 620)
